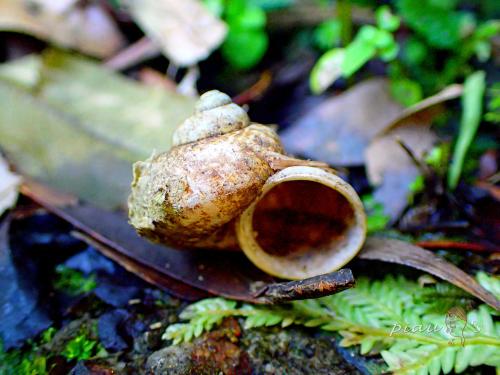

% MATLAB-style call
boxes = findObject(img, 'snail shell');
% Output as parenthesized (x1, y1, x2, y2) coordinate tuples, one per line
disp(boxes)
(128, 90, 366, 279)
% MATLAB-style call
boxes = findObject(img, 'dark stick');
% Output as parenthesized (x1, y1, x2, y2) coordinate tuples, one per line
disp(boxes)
(254, 269, 355, 304)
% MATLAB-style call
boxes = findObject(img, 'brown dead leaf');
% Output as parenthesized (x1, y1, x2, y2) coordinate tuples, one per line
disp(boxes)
(379, 84, 463, 135)
(0, 0, 124, 58)
(281, 78, 403, 166)
(365, 85, 462, 219)
(360, 237, 500, 310)
(366, 124, 437, 218)
(126, 0, 227, 66)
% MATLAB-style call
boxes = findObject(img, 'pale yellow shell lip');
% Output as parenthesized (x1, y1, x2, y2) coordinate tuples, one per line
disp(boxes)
(236, 166, 367, 280)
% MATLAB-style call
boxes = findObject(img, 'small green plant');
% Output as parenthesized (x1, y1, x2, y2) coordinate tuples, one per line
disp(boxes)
(448, 71, 486, 189)
(164, 274, 500, 374)
(0, 327, 57, 375)
(362, 194, 390, 233)
(53, 265, 97, 296)
(392, 0, 499, 95)
(41, 327, 57, 344)
(310, 0, 499, 102)
(310, 5, 400, 94)
(484, 83, 500, 123)
(61, 334, 102, 361)
(0, 341, 48, 375)
(205, 0, 269, 70)
(313, 20, 342, 51)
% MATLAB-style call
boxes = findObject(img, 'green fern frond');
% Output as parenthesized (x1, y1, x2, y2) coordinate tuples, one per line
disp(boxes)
(163, 274, 500, 374)
(162, 298, 239, 344)
(477, 272, 500, 300)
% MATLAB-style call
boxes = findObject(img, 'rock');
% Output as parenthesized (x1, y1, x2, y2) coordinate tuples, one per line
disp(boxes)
(97, 309, 131, 352)
(147, 318, 250, 375)
(146, 344, 192, 375)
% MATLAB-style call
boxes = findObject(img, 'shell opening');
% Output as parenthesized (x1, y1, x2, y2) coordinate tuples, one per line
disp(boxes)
(236, 166, 366, 280)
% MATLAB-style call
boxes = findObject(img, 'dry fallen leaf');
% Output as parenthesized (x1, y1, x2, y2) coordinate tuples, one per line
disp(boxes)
(281, 78, 403, 166)
(0, 155, 21, 216)
(360, 237, 500, 310)
(126, 0, 227, 66)
(0, 0, 125, 58)
(366, 124, 437, 218)
(365, 85, 463, 219)
(379, 84, 463, 135)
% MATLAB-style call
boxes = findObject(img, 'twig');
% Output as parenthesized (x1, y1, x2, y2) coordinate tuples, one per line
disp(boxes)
(266, 2, 373, 30)
(254, 269, 355, 304)
(396, 137, 429, 175)
(417, 240, 500, 254)
(233, 70, 272, 105)
(105, 37, 161, 71)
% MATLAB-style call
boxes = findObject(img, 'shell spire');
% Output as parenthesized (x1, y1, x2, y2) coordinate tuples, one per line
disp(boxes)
(172, 90, 250, 146)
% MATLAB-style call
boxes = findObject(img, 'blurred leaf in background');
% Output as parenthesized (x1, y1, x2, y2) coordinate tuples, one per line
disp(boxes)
(313, 20, 342, 51)
(0, 51, 196, 209)
(0, 0, 124, 58)
(0, 155, 21, 217)
(126, 0, 227, 67)
(208, 0, 269, 70)
(448, 71, 486, 189)
(392, 1, 499, 95)
(396, 0, 469, 50)
(484, 83, 500, 123)
(310, 6, 400, 94)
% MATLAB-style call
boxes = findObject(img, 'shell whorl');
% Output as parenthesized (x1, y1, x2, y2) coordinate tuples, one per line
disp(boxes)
(172, 90, 250, 146)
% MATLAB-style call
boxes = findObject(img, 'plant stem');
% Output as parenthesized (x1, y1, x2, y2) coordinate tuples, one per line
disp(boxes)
(338, 0, 352, 47)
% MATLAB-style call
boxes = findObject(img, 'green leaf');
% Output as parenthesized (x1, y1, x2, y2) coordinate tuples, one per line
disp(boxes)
(474, 20, 500, 40)
(53, 265, 97, 295)
(309, 48, 345, 94)
(484, 83, 500, 123)
(390, 78, 423, 107)
(61, 335, 100, 360)
(476, 272, 500, 300)
(221, 29, 268, 70)
(314, 20, 342, 50)
(428, 0, 458, 10)
(379, 42, 399, 62)
(375, 5, 400, 32)
(227, 3, 266, 30)
(362, 194, 390, 233)
(372, 29, 396, 50)
(396, 0, 465, 49)
(447, 71, 486, 189)
(402, 37, 428, 66)
(341, 34, 376, 77)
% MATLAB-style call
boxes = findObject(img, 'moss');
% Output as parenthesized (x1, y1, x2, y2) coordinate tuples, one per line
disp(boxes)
(0, 330, 53, 375)
(53, 265, 97, 295)
(240, 326, 359, 375)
